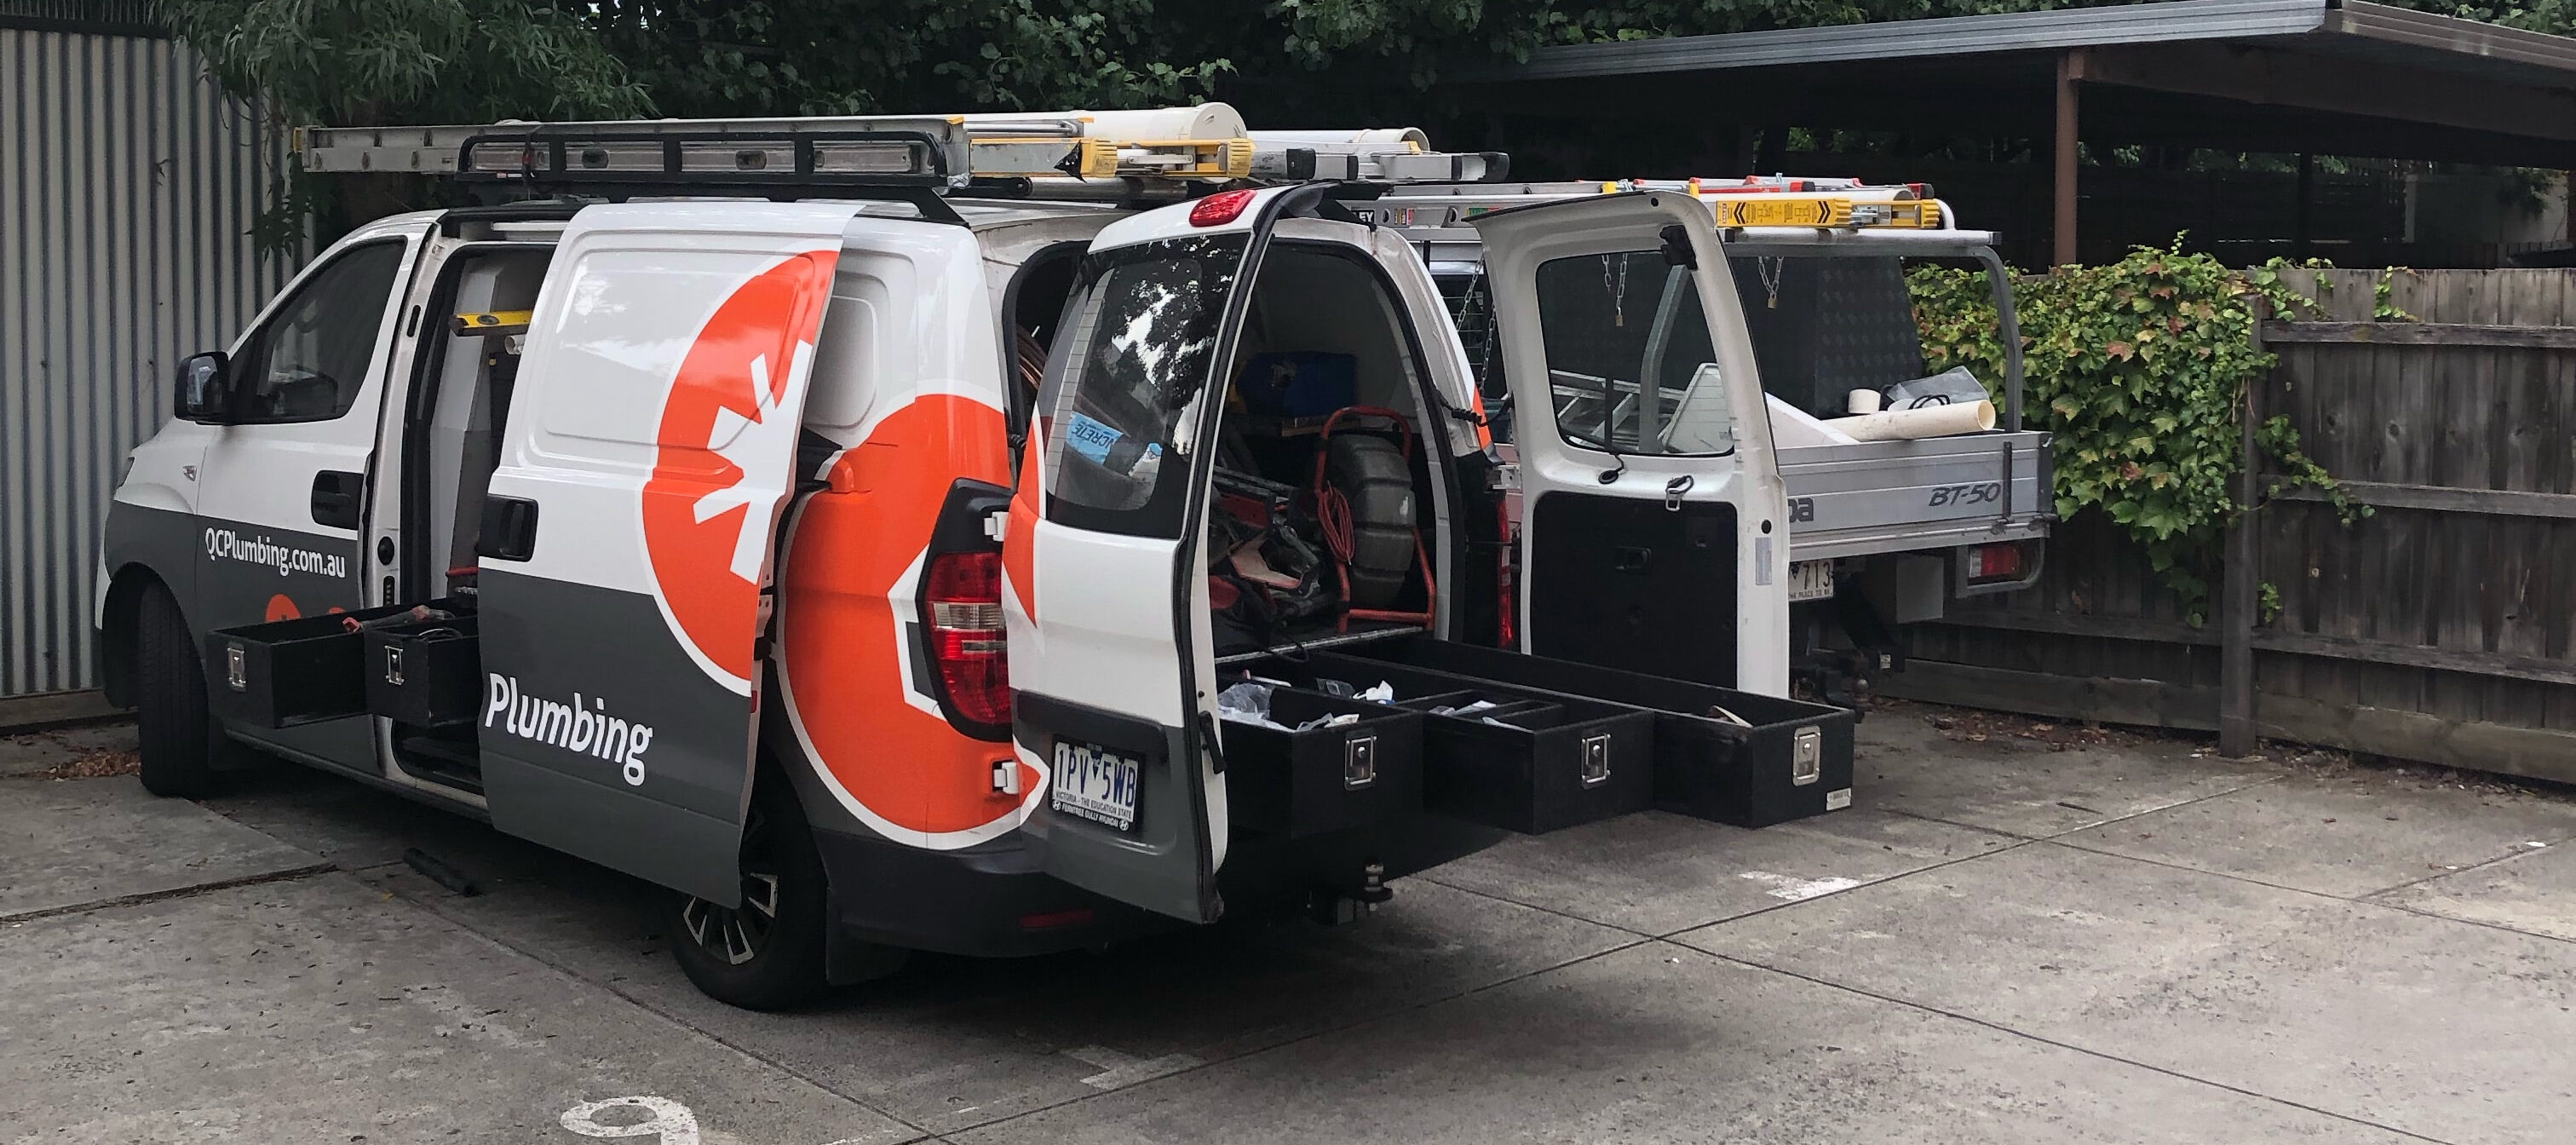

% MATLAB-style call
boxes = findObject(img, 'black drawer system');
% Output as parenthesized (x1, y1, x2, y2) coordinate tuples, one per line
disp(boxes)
(364, 613, 483, 728)
(1237, 656, 1658, 835)
(1327, 637, 1856, 828)
(204, 601, 481, 731)
(204, 603, 417, 728)
(1220, 688, 1424, 839)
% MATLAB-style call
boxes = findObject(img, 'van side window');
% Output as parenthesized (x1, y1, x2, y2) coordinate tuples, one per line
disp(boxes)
(232, 240, 407, 423)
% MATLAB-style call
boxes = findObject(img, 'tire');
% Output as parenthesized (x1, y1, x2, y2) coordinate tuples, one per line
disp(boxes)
(135, 583, 224, 797)
(1324, 433, 1417, 608)
(671, 776, 835, 1010)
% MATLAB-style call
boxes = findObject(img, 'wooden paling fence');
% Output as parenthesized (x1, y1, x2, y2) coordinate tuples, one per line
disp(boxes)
(1882, 268, 2576, 785)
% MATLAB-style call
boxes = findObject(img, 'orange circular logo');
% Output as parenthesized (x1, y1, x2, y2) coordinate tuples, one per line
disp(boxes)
(640, 253, 838, 689)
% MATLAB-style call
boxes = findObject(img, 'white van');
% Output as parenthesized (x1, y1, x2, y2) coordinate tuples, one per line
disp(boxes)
(96, 109, 1850, 1009)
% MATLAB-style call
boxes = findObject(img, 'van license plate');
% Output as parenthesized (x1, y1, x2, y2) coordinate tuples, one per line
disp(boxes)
(1051, 739, 1140, 832)
(1787, 560, 1836, 603)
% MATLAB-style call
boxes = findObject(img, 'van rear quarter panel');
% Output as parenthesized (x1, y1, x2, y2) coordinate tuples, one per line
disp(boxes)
(769, 220, 1028, 853)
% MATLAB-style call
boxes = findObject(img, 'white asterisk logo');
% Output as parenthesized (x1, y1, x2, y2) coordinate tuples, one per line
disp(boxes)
(691, 343, 812, 584)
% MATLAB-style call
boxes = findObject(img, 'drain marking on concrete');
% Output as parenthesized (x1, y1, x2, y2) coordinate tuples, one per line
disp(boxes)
(561, 1096, 699, 1143)
(1738, 871, 1864, 901)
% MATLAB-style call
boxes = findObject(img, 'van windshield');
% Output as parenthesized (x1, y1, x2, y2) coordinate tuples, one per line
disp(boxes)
(1035, 233, 1247, 536)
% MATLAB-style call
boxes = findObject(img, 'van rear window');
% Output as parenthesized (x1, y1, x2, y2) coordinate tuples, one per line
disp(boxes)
(1033, 234, 1246, 536)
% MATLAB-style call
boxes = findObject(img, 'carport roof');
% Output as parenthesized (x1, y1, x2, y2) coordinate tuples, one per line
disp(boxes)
(1445, 0, 2576, 168)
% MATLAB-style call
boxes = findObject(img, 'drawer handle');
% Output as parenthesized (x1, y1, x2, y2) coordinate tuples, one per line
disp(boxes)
(1343, 735, 1377, 790)
(1580, 733, 1612, 787)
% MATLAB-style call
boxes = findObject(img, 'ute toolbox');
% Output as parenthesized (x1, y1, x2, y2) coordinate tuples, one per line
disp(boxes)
(204, 601, 474, 730)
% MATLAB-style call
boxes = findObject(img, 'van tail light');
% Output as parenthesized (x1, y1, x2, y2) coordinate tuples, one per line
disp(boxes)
(926, 550, 1010, 727)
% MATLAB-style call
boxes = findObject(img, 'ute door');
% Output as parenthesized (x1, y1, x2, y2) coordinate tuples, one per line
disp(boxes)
(1003, 187, 1314, 923)
(477, 203, 855, 905)
(1473, 193, 1792, 696)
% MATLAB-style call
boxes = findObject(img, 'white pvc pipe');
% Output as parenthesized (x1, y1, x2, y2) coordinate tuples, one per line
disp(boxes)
(1821, 400, 1996, 441)
(964, 105, 1249, 141)
(1251, 128, 1431, 148)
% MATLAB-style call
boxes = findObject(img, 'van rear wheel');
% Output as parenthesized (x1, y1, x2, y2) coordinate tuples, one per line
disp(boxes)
(135, 584, 224, 797)
(671, 778, 831, 1010)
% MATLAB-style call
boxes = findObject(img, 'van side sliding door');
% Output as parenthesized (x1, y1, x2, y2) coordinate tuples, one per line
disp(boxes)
(476, 203, 859, 905)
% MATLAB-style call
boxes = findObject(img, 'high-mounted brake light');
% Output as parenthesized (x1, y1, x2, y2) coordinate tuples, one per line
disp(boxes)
(1189, 188, 1256, 227)
(926, 550, 1010, 725)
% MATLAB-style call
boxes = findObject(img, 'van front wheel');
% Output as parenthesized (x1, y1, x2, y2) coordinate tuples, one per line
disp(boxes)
(135, 584, 224, 797)
(671, 779, 831, 1010)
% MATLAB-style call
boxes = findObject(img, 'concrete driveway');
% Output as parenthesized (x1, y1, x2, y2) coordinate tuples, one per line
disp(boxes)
(6, 704, 2573, 1144)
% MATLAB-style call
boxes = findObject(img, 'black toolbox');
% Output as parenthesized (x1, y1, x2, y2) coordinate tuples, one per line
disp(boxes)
(1325, 637, 1856, 828)
(1218, 686, 1423, 839)
(204, 602, 417, 728)
(364, 613, 483, 728)
(1240, 658, 1656, 834)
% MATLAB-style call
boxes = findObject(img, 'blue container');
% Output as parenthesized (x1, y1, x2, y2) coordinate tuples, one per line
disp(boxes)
(1236, 351, 1359, 417)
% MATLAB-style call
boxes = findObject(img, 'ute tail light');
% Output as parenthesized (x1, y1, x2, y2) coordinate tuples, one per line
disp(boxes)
(926, 550, 1011, 727)
(1967, 542, 2023, 580)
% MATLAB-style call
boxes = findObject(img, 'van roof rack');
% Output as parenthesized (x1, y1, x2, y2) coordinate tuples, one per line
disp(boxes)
(297, 105, 1508, 204)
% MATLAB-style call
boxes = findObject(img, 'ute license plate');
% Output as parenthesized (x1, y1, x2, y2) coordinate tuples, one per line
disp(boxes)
(1051, 739, 1140, 832)
(1787, 560, 1837, 603)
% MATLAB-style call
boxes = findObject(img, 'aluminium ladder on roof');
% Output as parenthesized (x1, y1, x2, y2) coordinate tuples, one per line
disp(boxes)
(296, 105, 1509, 196)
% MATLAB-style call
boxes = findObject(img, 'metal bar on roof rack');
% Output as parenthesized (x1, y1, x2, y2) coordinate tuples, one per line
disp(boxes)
(299, 107, 1509, 193)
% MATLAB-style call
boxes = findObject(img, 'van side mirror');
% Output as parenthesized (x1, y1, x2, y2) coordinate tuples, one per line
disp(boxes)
(174, 352, 233, 423)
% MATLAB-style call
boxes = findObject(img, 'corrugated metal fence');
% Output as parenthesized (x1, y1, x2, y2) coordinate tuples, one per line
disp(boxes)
(2, 15, 306, 712)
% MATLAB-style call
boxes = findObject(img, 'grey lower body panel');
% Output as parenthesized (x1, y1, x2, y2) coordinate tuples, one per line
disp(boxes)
(483, 751, 743, 903)
(474, 568, 754, 907)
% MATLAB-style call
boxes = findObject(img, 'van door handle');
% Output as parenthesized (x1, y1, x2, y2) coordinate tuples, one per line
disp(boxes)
(477, 495, 538, 561)
(310, 470, 363, 529)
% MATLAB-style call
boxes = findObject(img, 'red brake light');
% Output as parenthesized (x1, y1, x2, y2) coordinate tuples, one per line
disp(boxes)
(1189, 189, 1256, 227)
(926, 550, 1010, 725)
(1969, 543, 2022, 580)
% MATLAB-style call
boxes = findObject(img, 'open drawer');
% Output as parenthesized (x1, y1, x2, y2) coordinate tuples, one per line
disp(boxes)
(204, 602, 419, 728)
(364, 613, 482, 728)
(1236, 659, 1655, 834)
(1216, 685, 1423, 839)
(1324, 637, 1856, 827)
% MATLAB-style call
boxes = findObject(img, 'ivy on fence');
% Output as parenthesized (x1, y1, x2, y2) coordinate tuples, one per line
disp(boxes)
(1908, 239, 2369, 624)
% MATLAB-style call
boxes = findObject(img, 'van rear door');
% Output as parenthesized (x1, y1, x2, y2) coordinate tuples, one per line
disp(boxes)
(1002, 187, 1314, 923)
(1473, 193, 1793, 695)
(476, 202, 855, 905)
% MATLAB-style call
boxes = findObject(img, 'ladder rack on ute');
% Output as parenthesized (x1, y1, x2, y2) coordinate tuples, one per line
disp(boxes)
(296, 105, 1509, 201)
(1375, 176, 1951, 233)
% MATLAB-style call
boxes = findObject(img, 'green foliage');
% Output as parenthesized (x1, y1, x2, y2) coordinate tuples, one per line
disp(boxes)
(1909, 239, 2366, 624)
(163, 0, 650, 126)
(163, 0, 653, 243)
(570, 0, 1231, 117)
